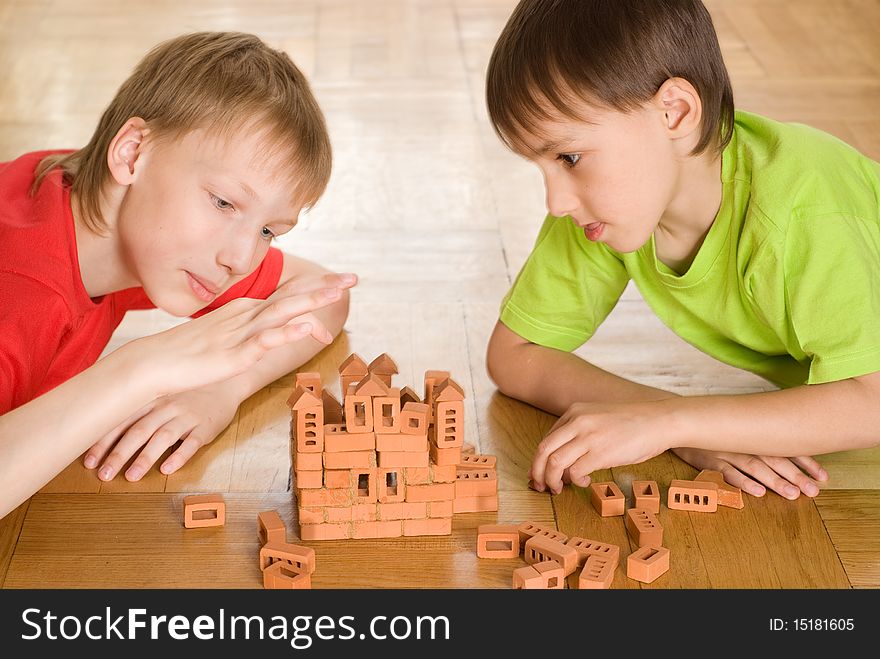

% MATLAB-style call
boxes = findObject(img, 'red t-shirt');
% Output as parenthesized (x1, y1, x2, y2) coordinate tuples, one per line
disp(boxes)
(0, 150, 283, 413)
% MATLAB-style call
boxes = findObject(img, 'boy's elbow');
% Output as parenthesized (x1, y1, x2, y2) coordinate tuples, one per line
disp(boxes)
(486, 328, 519, 397)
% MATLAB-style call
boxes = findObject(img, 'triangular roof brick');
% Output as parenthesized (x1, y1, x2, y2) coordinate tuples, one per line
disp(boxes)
(339, 353, 368, 376)
(354, 373, 391, 397)
(368, 352, 399, 375)
(434, 378, 464, 402)
(287, 385, 322, 409)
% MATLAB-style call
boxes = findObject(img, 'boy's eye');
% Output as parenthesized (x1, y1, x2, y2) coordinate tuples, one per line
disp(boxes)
(211, 194, 235, 211)
(558, 153, 581, 168)
(260, 226, 275, 240)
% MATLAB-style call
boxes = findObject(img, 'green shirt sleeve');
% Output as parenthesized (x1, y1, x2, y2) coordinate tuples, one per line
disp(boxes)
(500, 214, 630, 351)
(785, 211, 880, 384)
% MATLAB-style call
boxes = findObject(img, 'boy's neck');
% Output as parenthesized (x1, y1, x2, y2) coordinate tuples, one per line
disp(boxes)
(653, 149, 724, 276)
(71, 190, 138, 299)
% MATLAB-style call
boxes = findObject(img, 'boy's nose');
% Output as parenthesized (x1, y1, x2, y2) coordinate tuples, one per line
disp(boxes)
(544, 175, 580, 219)
(218, 232, 259, 277)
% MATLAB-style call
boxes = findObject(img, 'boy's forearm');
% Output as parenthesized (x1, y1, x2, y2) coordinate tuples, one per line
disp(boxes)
(662, 376, 880, 457)
(492, 340, 677, 416)
(0, 345, 159, 519)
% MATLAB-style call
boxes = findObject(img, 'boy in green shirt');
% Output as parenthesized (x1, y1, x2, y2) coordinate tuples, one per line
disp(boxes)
(485, 0, 880, 500)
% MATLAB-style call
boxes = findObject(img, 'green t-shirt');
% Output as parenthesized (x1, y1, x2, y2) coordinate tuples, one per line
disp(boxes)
(500, 110, 880, 388)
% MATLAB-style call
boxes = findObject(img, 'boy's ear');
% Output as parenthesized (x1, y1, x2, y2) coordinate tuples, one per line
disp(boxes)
(107, 117, 149, 186)
(654, 78, 702, 142)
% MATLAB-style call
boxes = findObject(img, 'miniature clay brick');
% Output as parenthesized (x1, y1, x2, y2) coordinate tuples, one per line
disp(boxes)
(589, 482, 625, 516)
(377, 468, 406, 503)
(423, 370, 450, 405)
(183, 494, 226, 528)
(297, 487, 352, 508)
(352, 503, 378, 522)
(458, 454, 497, 470)
(400, 402, 430, 435)
(626, 546, 670, 583)
(299, 522, 352, 540)
(263, 561, 311, 590)
(323, 450, 373, 470)
(326, 507, 353, 522)
(565, 537, 620, 568)
(376, 434, 427, 452)
(399, 386, 422, 406)
(517, 522, 569, 547)
(377, 502, 427, 520)
(373, 396, 401, 434)
(324, 470, 351, 489)
(434, 400, 464, 448)
(375, 520, 403, 538)
(667, 479, 719, 512)
(323, 431, 376, 453)
(625, 508, 664, 548)
(298, 507, 325, 525)
(632, 480, 661, 514)
(294, 470, 323, 489)
(260, 541, 316, 574)
(404, 467, 431, 485)
(405, 482, 455, 502)
(352, 521, 379, 539)
(524, 535, 579, 576)
(452, 495, 498, 513)
(258, 510, 286, 545)
(427, 500, 453, 518)
(476, 524, 521, 558)
(533, 560, 565, 589)
(294, 372, 322, 396)
(431, 464, 457, 483)
(403, 517, 452, 536)
(343, 395, 374, 433)
(512, 565, 543, 589)
(293, 450, 324, 471)
(352, 469, 378, 503)
(454, 470, 497, 498)
(378, 451, 430, 468)
(695, 469, 744, 509)
(322, 390, 344, 424)
(430, 444, 462, 466)
(578, 555, 615, 589)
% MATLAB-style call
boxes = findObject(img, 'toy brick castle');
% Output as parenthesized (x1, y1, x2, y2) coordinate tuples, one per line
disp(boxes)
(287, 352, 498, 540)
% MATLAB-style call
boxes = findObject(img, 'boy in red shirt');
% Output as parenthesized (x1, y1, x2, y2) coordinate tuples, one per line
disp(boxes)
(0, 32, 356, 518)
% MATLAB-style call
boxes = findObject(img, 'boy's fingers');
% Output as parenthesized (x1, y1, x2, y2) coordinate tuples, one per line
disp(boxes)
(161, 435, 205, 475)
(255, 287, 342, 330)
(531, 423, 578, 492)
(97, 408, 176, 481)
(567, 454, 595, 490)
(124, 421, 192, 481)
(275, 272, 357, 298)
(543, 437, 590, 494)
(85, 405, 152, 468)
(792, 455, 828, 482)
(761, 455, 821, 497)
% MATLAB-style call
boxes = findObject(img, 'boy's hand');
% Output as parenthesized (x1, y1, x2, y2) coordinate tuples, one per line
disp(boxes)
(83, 385, 238, 482)
(671, 447, 828, 500)
(529, 401, 669, 495)
(133, 281, 345, 397)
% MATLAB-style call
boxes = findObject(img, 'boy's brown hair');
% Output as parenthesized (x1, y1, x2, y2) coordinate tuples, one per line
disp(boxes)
(486, 0, 734, 157)
(33, 31, 331, 234)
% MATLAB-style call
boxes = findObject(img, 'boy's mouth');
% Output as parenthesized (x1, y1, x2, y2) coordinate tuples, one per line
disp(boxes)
(186, 271, 220, 302)
(583, 222, 604, 241)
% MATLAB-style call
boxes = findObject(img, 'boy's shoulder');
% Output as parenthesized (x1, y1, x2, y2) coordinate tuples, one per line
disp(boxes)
(731, 110, 879, 227)
(1, 150, 80, 302)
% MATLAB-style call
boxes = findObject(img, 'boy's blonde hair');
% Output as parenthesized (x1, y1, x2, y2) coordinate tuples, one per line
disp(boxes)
(487, 0, 735, 157)
(33, 31, 331, 234)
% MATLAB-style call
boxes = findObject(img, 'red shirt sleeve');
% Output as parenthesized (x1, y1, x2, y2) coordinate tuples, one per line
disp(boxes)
(190, 247, 284, 318)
